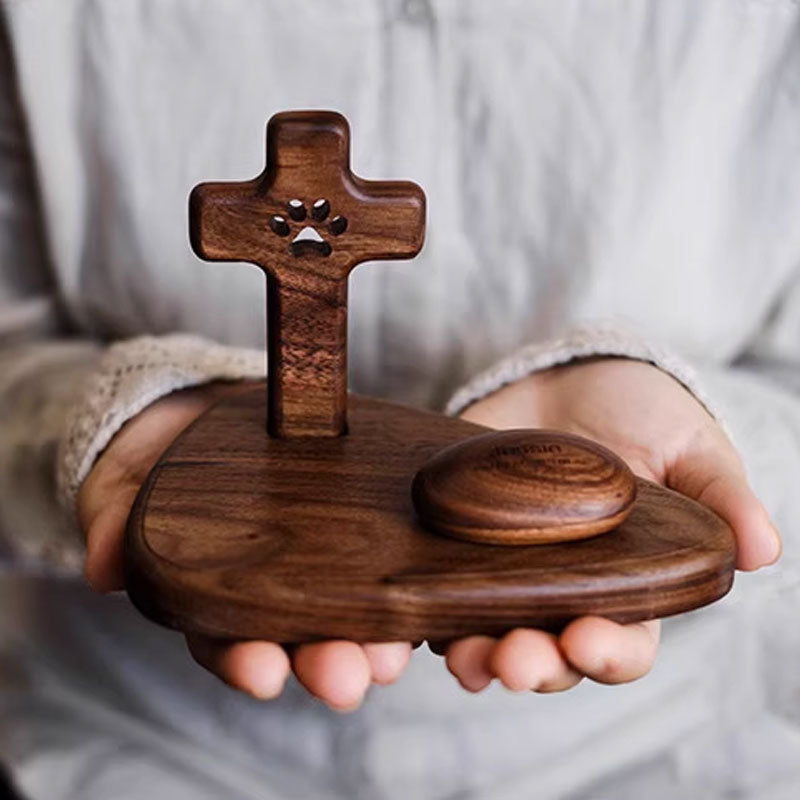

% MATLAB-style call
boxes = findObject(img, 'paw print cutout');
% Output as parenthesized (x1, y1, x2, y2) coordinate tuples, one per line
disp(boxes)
(269, 198, 348, 257)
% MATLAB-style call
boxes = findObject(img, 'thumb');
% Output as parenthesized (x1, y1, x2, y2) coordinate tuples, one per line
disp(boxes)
(667, 437, 781, 571)
(84, 499, 134, 592)
(78, 384, 233, 592)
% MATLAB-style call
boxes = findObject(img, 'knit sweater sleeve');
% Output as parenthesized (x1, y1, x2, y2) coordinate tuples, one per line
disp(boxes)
(445, 321, 721, 423)
(55, 334, 266, 520)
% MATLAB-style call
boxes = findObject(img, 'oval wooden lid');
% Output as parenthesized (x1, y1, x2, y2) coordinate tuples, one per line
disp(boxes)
(412, 429, 637, 545)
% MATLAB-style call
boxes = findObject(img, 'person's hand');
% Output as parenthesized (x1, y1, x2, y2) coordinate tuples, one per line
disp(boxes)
(438, 357, 782, 694)
(78, 383, 413, 711)
(78, 358, 781, 707)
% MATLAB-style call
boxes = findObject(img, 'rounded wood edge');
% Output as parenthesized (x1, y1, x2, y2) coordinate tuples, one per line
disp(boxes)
(121, 547, 735, 643)
(419, 504, 634, 546)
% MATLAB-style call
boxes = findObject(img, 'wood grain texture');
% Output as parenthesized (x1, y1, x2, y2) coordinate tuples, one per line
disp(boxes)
(189, 110, 425, 438)
(412, 429, 637, 545)
(125, 384, 736, 643)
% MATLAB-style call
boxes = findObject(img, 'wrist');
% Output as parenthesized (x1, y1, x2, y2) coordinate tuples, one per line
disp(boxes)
(458, 356, 617, 429)
(77, 383, 234, 533)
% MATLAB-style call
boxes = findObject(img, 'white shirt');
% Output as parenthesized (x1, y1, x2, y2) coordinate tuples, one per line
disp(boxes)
(2, 2, 800, 798)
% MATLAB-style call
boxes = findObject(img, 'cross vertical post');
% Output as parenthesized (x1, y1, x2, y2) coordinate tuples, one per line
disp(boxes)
(189, 111, 426, 438)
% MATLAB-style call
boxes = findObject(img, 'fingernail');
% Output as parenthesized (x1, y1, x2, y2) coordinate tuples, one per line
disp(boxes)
(765, 522, 783, 565)
(249, 678, 287, 702)
(325, 700, 363, 713)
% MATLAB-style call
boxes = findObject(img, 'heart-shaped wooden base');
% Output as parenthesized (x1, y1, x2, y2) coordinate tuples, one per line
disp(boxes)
(125, 383, 736, 643)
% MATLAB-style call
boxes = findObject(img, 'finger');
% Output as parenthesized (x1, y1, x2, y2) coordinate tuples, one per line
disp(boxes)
(669, 446, 781, 571)
(560, 617, 660, 684)
(292, 641, 372, 711)
(186, 636, 291, 700)
(700, 472, 781, 570)
(362, 642, 413, 685)
(489, 628, 582, 693)
(445, 636, 496, 692)
(84, 503, 132, 592)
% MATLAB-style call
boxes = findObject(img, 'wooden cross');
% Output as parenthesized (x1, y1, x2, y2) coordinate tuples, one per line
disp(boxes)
(190, 110, 426, 438)
(129, 110, 737, 644)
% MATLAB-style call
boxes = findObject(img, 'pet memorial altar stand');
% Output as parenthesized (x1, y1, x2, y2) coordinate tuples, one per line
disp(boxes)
(125, 111, 736, 644)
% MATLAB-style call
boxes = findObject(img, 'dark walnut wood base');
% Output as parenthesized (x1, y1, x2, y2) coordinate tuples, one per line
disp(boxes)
(125, 384, 736, 643)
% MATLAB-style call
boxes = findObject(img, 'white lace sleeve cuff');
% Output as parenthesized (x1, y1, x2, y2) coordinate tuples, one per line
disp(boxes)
(57, 334, 265, 515)
(444, 321, 720, 422)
